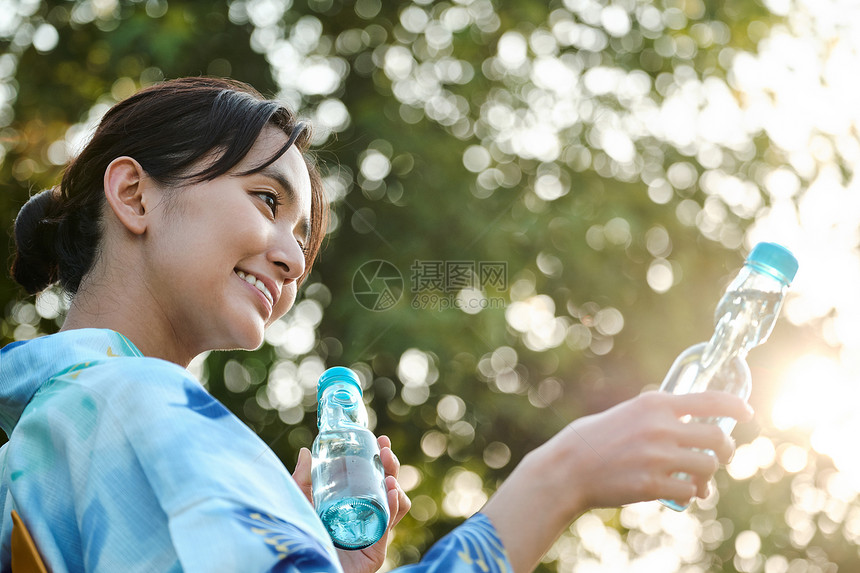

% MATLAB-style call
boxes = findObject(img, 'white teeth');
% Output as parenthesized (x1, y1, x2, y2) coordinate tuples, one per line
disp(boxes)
(235, 270, 274, 306)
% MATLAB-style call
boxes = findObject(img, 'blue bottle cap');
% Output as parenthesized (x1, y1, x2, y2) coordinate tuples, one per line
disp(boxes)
(318, 366, 363, 400)
(746, 242, 799, 285)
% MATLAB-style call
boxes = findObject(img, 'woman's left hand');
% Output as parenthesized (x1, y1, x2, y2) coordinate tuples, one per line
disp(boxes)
(292, 435, 412, 573)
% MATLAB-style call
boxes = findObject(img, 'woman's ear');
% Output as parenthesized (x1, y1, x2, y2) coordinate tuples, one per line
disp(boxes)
(103, 156, 155, 235)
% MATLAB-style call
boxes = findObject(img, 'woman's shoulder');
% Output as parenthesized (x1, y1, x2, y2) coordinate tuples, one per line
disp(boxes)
(84, 353, 193, 383)
(60, 355, 233, 424)
(67, 353, 192, 393)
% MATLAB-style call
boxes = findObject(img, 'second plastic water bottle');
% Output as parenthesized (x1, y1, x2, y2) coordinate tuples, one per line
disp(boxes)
(658, 242, 798, 511)
(312, 367, 389, 549)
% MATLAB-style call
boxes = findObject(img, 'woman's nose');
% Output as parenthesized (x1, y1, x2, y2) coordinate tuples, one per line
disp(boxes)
(268, 234, 306, 281)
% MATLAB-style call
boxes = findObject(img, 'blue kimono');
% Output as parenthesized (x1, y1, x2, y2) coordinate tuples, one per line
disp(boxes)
(0, 329, 511, 572)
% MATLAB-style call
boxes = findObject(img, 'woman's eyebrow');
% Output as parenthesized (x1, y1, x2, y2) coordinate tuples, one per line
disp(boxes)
(255, 166, 298, 203)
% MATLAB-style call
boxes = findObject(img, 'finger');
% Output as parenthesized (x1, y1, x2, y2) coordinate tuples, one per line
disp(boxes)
(380, 446, 401, 479)
(675, 422, 736, 463)
(698, 477, 715, 499)
(651, 473, 698, 507)
(385, 476, 399, 526)
(671, 448, 720, 482)
(386, 475, 411, 527)
(291, 447, 314, 504)
(682, 472, 712, 500)
(666, 391, 754, 422)
(377, 434, 392, 450)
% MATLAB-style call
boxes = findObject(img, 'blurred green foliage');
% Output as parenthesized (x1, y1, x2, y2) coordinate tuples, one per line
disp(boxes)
(0, 1, 852, 572)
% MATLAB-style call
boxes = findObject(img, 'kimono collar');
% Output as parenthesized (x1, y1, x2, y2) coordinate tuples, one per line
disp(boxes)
(0, 328, 142, 437)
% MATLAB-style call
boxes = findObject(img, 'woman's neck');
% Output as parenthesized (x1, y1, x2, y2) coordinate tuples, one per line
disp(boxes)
(60, 275, 196, 368)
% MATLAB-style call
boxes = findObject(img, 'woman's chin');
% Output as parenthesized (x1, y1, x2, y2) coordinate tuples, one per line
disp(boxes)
(238, 332, 266, 352)
(215, 324, 266, 352)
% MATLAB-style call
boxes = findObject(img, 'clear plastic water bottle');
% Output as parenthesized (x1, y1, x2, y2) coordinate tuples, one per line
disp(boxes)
(658, 242, 798, 511)
(311, 367, 389, 549)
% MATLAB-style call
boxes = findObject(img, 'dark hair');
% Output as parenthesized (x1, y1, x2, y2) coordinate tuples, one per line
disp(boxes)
(11, 77, 328, 295)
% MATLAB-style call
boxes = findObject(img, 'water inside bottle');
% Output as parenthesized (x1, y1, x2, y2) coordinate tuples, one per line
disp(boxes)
(658, 290, 780, 511)
(319, 496, 388, 550)
(312, 434, 389, 549)
(313, 371, 390, 549)
(707, 289, 783, 364)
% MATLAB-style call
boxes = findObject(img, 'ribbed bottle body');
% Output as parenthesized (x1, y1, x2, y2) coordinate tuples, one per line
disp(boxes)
(311, 369, 389, 549)
(658, 243, 797, 511)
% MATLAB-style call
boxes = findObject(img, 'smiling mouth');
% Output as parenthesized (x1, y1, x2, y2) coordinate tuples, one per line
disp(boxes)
(235, 270, 274, 306)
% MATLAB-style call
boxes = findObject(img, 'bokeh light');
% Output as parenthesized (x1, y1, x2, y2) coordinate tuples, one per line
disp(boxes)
(6, 0, 860, 570)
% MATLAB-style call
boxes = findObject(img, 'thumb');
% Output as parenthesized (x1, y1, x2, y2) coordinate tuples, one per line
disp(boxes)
(292, 447, 314, 505)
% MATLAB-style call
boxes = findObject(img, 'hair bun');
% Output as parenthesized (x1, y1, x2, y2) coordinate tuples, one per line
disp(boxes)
(11, 188, 62, 294)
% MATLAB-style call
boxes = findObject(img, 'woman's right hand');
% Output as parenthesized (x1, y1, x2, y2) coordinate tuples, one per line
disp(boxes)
(481, 390, 754, 573)
(549, 390, 753, 508)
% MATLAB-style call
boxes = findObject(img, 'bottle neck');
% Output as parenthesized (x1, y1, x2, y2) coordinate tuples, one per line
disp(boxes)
(317, 381, 368, 431)
(701, 265, 789, 368)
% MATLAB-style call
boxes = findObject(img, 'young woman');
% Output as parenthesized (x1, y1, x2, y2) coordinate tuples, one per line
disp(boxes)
(0, 77, 752, 573)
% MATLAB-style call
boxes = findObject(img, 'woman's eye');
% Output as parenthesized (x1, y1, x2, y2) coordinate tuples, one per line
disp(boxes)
(255, 191, 280, 215)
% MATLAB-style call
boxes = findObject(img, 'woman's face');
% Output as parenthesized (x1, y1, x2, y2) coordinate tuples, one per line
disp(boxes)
(142, 126, 313, 356)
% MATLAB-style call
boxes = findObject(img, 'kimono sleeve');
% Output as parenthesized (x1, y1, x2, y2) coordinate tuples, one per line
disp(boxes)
(100, 358, 343, 573)
(392, 513, 512, 573)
